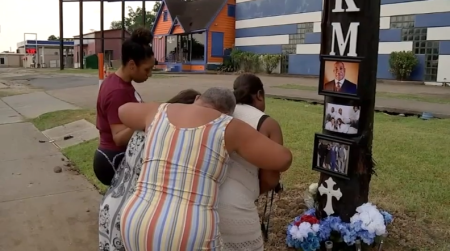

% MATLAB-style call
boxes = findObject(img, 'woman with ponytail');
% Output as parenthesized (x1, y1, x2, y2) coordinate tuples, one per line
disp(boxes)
(218, 73, 285, 251)
(94, 27, 155, 186)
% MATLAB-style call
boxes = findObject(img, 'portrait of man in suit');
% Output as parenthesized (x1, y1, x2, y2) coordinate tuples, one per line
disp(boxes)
(323, 61, 358, 95)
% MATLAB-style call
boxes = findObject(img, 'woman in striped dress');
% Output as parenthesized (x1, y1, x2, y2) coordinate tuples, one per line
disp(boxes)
(118, 87, 292, 251)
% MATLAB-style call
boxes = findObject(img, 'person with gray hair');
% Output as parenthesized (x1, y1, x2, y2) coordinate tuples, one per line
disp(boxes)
(197, 87, 237, 115)
(117, 88, 292, 250)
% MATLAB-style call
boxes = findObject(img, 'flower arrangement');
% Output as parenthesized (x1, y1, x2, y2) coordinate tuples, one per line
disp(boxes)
(286, 184, 393, 251)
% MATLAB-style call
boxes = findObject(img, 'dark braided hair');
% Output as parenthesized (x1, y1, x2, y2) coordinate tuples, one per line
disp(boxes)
(233, 73, 264, 105)
(121, 27, 154, 66)
(166, 89, 201, 104)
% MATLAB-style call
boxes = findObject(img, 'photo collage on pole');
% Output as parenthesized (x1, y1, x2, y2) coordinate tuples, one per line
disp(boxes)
(313, 56, 362, 179)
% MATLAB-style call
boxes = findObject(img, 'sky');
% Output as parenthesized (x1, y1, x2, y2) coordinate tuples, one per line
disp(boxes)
(0, 0, 155, 52)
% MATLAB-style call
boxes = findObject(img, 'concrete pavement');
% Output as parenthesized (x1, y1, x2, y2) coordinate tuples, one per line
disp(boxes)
(45, 74, 450, 118)
(0, 89, 100, 250)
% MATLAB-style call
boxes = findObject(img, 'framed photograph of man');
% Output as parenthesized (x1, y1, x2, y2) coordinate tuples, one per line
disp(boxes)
(312, 134, 353, 179)
(323, 102, 360, 135)
(318, 56, 361, 99)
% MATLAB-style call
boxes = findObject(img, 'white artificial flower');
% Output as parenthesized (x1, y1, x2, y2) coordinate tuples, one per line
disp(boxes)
(312, 224, 320, 233)
(354, 203, 387, 236)
(309, 183, 318, 195)
(297, 222, 313, 240)
(289, 225, 302, 240)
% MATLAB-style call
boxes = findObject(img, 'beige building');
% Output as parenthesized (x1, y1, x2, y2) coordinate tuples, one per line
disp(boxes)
(16, 39, 74, 68)
(0, 53, 25, 68)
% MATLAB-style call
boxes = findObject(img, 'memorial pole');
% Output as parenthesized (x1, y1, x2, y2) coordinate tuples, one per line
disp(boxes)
(314, 0, 380, 225)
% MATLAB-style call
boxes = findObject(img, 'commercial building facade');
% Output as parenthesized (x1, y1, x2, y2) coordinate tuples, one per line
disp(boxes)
(234, 0, 450, 84)
(16, 40, 74, 68)
(73, 29, 130, 68)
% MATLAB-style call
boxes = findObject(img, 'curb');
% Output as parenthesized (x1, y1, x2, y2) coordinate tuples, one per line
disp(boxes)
(266, 94, 449, 119)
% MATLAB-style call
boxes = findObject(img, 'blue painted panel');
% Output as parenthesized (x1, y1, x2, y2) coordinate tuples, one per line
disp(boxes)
(415, 12, 450, 27)
(227, 4, 236, 17)
(381, 0, 424, 4)
(376, 54, 425, 81)
(211, 32, 224, 57)
(288, 54, 320, 75)
(236, 0, 322, 20)
(305, 33, 321, 44)
(236, 24, 297, 38)
(439, 41, 450, 55)
(236, 45, 282, 54)
(163, 11, 168, 21)
(26, 40, 74, 46)
(289, 29, 401, 45)
(379, 29, 402, 42)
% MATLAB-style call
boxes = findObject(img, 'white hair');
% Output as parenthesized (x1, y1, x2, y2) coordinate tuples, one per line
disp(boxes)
(200, 87, 236, 114)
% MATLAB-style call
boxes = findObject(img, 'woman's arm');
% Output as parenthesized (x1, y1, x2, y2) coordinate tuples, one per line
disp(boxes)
(118, 102, 161, 131)
(105, 90, 138, 146)
(110, 125, 135, 146)
(258, 117, 284, 194)
(225, 118, 292, 172)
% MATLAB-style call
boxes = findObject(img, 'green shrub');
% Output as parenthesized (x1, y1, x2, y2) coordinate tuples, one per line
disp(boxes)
(217, 57, 237, 72)
(389, 51, 419, 81)
(230, 48, 260, 73)
(261, 54, 282, 74)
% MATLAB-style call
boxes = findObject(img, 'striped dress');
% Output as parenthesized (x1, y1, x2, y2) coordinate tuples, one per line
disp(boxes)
(120, 103, 233, 251)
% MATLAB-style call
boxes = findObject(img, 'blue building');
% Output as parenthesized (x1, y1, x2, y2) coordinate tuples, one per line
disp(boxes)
(234, 0, 450, 84)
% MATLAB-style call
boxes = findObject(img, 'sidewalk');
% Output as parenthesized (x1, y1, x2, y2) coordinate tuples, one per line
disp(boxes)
(0, 95, 99, 251)
(46, 74, 450, 118)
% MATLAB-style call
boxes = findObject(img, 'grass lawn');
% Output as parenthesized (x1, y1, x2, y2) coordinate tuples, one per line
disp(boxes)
(31, 109, 96, 131)
(31, 99, 450, 250)
(51, 68, 172, 78)
(275, 84, 450, 104)
(62, 139, 107, 193)
(265, 98, 450, 250)
(30, 109, 107, 193)
(0, 88, 39, 98)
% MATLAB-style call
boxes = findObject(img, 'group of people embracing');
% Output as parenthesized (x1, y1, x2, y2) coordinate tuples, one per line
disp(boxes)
(94, 27, 292, 251)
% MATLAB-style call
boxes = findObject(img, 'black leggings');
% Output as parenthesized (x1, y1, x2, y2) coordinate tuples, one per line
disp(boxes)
(93, 148, 125, 186)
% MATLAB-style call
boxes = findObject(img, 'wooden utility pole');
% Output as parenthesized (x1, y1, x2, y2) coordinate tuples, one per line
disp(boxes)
(314, 0, 381, 223)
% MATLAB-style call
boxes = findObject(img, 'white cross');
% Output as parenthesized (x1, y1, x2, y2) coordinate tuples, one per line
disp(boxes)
(318, 177, 342, 216)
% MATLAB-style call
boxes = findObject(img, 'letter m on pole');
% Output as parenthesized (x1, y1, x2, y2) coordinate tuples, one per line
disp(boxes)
(329, 22, 359, 57)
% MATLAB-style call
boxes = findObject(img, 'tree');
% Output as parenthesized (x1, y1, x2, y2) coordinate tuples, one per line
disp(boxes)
(110, 2, 161, 32)
(47, 35, 73, 41)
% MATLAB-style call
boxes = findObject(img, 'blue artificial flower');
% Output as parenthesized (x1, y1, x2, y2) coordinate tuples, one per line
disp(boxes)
(380, 210, 393, 225)
(318, 218, 332, 241)
(299, 232, 320, 251)
(340, 222, 357, 245)
(359, 230, 376, 245)
(304, 208, 316, 216)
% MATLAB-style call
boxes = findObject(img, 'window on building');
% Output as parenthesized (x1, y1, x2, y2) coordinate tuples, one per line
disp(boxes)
(391, 15, 438, 81)
(0, 58, 5, 65)
(165, 35, 177, 62)
(390, 15, 414, 29)
(165, 34, 205, 62)
(105, 50, 114, 66)
(227, 4, 236, 17)
(423, 41, 439, 81)
(191, 33, 205, 61)
(280, 22, 314, 73)
(163, 11, 168, 21)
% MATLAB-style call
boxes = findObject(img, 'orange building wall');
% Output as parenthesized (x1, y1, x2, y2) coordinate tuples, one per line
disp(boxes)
(172, 25, 185, 34)
(154, 4, 173, 35)
(207, 0, 236, 63)
(191, 65, 205, 71)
